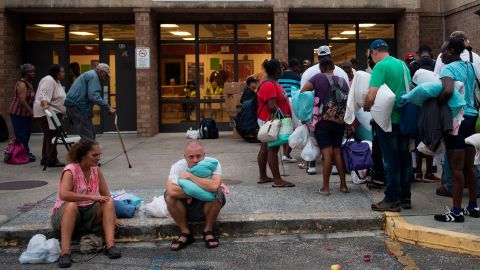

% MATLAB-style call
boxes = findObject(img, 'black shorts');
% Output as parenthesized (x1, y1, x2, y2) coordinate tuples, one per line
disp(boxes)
(165, 190, 226, 222)
(445, 115, 477, 151)
(314, 120, 345, 149)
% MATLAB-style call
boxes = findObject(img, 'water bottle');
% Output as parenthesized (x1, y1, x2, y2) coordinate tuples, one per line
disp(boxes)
(139, 201, 146, 220)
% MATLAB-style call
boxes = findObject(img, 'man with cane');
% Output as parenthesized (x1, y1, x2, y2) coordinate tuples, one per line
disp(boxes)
(64, 63, 116, 139)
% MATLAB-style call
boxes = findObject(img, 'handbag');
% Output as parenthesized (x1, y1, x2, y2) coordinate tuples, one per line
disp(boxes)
(342, 140, 374, 172)
(267, 110, 294, 148)
(257, 110, 281, 143)
(3, 139, 29, 165)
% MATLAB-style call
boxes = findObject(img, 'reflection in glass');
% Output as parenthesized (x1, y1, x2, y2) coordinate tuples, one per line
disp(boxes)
(330, 43, 357, 65)
(359, 24, 394, 39)
(199, 24, 234, 40)
(69, 24, 99, 41)
(160, 43, 195, 98)
(103, 24, 135, 41)
(199, 43, 234, 95)
(238, 24, 270, 40)
(162, 103, 198, 124)
(328, 24, 356, 40)
(289, 24, 325, 40)
(160, 24, 195, 41)
(25, 24, 65, 41)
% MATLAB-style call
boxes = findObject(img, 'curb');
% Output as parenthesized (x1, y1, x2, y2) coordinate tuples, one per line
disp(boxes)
(0, 211, 384, 247)
(385, 212, 480, 256)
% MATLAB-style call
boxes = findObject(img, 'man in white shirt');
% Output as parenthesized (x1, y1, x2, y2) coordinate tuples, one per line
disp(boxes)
(300, 45, 349, 175)
(434, 31, 480, 75)
(165, 140, 225, 251)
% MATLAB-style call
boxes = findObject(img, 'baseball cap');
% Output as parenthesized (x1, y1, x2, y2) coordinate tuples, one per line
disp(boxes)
(369, 39, 389, 50)
(317, 45, 331, 56)
(404, 53, 415, 61)
(96, 63, 110, 77)
(450, 31, 468, 40)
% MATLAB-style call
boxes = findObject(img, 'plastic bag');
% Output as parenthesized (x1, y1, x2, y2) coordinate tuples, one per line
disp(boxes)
(186, 128, 199, 139)
(301, 136, 319, 162)
(146, 196, 170, 218)
(351, 169, 370, 184)
(19, 234, 60, 264)
(289, 125, 309, 149)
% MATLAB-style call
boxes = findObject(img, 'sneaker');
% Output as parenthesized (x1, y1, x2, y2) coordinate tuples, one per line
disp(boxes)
(282, 155, 298, 163)
(105, 245, 122, 259)
(434, 207, 465, 222)
(423, 173, 441, 182)
(58, 254, 72, 268)
(332, 165, 338, 175)
(306, 167, 317, 175)
(371, 200, 401, 212)
(414, 173, 423, 182)
(28, 153, 36, 162)
(463, 207, 480, 218)
(400, 199, 412, 209)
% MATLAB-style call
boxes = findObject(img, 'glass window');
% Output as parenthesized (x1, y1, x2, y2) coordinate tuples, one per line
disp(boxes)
(238, 43, 272, 82)
(160, 24, 195, 41)
(103, 24, 135, 41)
(199, 24, 234, 40)
(69, 24, 99, 41)
(25, 24, 65, 41)
(289, 24, 325, 40)
(160, 43, 196, 99)
(328, 24, 356, 41)
(162, 103, 198, 124)
(238, 24, 271, 40)
(329, 43, 357, 65)
(359, 24, 394, 39)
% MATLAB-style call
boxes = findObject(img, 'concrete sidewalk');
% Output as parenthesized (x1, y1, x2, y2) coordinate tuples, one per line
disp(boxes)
(0, 132, 479, 255)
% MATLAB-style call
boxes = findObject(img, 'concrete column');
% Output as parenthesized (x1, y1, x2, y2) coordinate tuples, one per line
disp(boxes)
(0, 9, 22, 138)
(134, 8, 159, 136)
(397, 11, 420, 61)
(273, 8, 288, 63)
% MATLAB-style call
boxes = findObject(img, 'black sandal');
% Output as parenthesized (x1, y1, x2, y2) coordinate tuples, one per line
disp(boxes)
(170, 232, 195, 251)
(203, 231, 219, 249)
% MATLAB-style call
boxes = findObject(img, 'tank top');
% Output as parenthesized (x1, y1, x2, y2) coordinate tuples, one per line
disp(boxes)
(9, 79, 35, 117)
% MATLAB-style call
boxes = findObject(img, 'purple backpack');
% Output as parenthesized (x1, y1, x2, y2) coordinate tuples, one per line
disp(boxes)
(3, 139, 29, 165)
(342, 141, 374, 172)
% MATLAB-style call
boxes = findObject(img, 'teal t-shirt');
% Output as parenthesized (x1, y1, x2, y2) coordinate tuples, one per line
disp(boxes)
(439, 61, 479, 117)
(369, 56, 411, 124)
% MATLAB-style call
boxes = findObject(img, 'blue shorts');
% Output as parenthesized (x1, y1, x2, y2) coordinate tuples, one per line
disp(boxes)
(445, 115, 477, 151)
(314, 120, 345, 149)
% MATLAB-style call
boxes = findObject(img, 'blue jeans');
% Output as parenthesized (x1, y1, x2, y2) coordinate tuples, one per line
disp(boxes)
(10, 114, 32, 154)
(443, 153, 480, 194)
(374, 123, 413, 202)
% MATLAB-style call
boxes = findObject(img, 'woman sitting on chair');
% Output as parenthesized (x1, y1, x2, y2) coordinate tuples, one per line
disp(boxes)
(51, 139, 121, 268)
(33, 64, 67, 167)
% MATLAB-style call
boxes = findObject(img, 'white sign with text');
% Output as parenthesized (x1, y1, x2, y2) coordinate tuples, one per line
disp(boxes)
(135, 47, 150, 69)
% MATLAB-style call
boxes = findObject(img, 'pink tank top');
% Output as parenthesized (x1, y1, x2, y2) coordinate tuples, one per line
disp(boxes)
(51, 163, 100, 216)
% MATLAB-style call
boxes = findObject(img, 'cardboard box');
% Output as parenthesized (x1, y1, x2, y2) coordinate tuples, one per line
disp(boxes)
(224, 93, 241, 113)
(223, 82, 244, 95)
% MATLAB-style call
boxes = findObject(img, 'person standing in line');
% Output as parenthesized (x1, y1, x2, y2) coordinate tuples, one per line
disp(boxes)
(9, 63, 36, 162)
(33, 64, 67, 167)
(364, 39, 413, 212)
(64, 63, 116, 140)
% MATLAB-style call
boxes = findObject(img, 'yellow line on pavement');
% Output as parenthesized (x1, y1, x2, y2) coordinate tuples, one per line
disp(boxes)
(384, 237, 420, 270)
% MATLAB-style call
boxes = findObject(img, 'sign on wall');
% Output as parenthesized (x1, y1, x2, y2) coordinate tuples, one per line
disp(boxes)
(135, 47, 150, 69)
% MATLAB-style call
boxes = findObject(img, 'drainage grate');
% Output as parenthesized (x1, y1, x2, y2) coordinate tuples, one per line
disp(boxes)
(0, 180, 48, 190)
(222, 178, 242, 185)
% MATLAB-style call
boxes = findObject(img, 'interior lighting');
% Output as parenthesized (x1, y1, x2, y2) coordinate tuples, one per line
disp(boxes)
(70, 31, 95, 36)
(359, 23, 376, 27)
(340, 30, 356, 35)
(331, 37, 348, 40)
(170, 31, 191, 36)
(182, 38, 195, 41)
(267, 30, 271, 35)
(161, 24, 179, 28)
(34, 24, 64, 28)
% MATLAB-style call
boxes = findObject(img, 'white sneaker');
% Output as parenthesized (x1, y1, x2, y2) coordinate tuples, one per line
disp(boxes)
(332, 165, 338, 175)
(282, 155, 298, 163)
(307, 167, 317, 175)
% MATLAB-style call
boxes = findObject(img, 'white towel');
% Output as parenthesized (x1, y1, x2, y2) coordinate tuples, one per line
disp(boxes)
(344, 71, 371, 125)
(465, 134, 480, 165)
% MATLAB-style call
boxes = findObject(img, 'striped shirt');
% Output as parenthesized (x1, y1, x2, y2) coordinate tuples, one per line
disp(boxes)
(278, 70, 301, 97)
(9, 79, 35, 117)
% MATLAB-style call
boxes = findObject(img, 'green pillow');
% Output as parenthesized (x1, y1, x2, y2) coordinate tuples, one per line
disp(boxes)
(178, 158, 218, 201)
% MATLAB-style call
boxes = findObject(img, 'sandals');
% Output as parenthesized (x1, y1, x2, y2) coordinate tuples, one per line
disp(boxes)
(272, 181, 295, 188)
(203, 231, 220, 249)
(170, 232, 195, 251)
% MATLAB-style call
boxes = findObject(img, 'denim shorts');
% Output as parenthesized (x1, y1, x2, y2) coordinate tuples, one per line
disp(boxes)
(445, 115, 477, 151)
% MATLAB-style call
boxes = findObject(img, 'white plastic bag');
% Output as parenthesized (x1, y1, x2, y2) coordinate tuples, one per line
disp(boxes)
(351, 170, 370, 184)
(355, 109, 373, 131)
(370, 84, 395, 132)
(186, 128, 199, 139)
(289, 125, 309, 149)
(146, 196, 170, 218)
(301, 136, 319, 162)
(417, 141, 445, 156)
(19, 234, 59, 264)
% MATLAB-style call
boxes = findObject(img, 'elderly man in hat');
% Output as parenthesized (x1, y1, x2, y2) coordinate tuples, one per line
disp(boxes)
(64, 63, 116, 139)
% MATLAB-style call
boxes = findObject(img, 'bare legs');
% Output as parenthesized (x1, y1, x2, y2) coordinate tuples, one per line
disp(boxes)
(258, 142, 293, 186)
(319, 147, 348, 195)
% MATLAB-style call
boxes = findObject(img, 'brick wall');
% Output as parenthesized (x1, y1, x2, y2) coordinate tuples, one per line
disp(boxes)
(419, 15, 444, 57)
(0, 10, 22, 138)
(134, 8, 159, 137)
(445, 4, 480, 53)
(274, 8, 288, 63)
(397, 12, 420, 61)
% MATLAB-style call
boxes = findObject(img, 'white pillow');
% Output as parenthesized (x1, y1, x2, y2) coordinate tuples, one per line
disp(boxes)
(370, 84, 395, 132)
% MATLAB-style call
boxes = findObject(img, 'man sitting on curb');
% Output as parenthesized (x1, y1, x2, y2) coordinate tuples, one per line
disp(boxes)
(164, 140, 226, 250)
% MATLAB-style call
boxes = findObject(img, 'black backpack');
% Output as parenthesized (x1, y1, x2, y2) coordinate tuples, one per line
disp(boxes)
(199, 118, 219, 139)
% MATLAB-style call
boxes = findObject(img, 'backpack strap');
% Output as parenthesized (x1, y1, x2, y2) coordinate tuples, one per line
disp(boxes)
(469, 49, 473, 63)
(466, 61, 480, 109)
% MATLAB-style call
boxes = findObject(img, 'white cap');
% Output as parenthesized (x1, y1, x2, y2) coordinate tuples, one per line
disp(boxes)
(95, 63, 110, 77)
(317, 45, 331, 56)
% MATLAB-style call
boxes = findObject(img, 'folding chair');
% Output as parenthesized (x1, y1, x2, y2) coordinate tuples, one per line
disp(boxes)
(43, 110, 81, 171)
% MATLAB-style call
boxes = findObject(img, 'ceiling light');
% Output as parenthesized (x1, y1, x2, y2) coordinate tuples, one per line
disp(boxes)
(170, 31, 191, 36)
(267, 37, 271, 40)
(182, 38, 195, 41)
(331, 37, 348, 40)
(359, 23, 376, 27)
(161, 24, 179, 28)
(85, 46, 94, 50)
(268, 24, 271, 27)
(70, 31, 95, 36)
(340, 31, 356, 35)
(267, 30, 271, 35)
(34, 24, 64, 28)
(103, 38, 115, 41)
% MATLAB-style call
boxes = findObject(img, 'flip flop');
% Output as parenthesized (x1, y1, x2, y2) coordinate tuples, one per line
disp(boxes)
(257, 179, 274, 184)
(272, 182, 295, 188)
(318, 190, 331, 196)
(339, 189, 350, 194)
